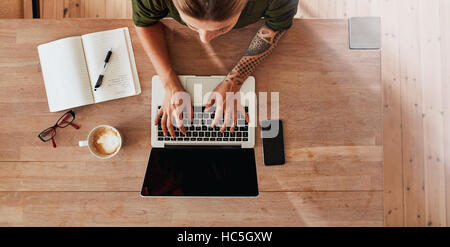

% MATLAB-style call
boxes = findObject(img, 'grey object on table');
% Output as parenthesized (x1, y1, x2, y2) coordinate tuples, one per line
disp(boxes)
(349, 17, 381, 49)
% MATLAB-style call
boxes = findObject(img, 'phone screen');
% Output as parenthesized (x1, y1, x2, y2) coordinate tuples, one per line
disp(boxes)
(261, 120, 285, 166)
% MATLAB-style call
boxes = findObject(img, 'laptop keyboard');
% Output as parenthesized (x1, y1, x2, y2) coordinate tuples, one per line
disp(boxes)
(156, 106, 249, 143)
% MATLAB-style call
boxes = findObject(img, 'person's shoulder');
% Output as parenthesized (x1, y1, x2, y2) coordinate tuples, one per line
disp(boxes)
(133, 0, 170, 10)
(264, 0, 299, 31)
(132, 0, 172, 26)
(266, 0, 299, 8)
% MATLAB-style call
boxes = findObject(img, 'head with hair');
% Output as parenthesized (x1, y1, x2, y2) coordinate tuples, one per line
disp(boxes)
(173, 0, 247, 21)
(173, 0, 248, 43)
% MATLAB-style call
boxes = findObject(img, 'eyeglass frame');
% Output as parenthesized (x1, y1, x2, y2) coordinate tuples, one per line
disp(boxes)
(38, 110, 79, 148)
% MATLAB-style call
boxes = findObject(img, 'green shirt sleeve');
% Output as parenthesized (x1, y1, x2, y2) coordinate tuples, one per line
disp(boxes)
(264, 0, 299, 31)
(132, 0, 169, 27)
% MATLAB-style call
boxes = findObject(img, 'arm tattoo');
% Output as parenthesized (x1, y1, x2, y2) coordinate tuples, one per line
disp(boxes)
(225, 25, 287, 86)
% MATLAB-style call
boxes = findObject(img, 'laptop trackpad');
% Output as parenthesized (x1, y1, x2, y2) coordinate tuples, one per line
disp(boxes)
(141, 148, 259, 197)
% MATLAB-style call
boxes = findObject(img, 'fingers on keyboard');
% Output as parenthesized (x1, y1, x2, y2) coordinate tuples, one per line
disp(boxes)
(156, 105, 250, 142)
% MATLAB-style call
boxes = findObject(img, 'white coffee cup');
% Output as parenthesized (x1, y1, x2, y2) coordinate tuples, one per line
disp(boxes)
(79, 125, 122, 159)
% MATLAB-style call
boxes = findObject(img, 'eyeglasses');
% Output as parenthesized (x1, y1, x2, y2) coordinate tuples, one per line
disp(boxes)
(38, 110, 80, 148)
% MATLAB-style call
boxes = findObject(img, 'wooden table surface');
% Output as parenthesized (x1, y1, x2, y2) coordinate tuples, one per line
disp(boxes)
(0, 19, 382, 226)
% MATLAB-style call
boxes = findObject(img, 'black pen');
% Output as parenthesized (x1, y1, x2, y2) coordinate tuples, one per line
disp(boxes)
(94, 49, 112, 91)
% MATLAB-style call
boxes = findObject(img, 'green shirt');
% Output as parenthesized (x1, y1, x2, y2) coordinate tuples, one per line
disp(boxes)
(132, 0, 298, 31)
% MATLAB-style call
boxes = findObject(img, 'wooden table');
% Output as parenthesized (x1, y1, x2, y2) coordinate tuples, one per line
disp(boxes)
(0, 19, 382, 226)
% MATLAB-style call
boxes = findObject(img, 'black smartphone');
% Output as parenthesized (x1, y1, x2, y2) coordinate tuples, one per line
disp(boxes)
(261, 120, 285, 166)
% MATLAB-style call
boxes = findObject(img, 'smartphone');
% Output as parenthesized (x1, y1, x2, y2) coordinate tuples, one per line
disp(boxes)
(261, 120, 285, 166)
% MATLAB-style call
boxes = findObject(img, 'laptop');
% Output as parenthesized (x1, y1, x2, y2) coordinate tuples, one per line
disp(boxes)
(141, 75, 259, 197)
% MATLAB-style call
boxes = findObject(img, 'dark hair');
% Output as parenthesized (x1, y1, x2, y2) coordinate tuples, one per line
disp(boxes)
(173, 0, 248, 21)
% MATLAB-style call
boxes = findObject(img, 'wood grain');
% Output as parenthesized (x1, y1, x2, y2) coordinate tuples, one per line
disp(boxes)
(125, 0, 132, 18)
(0, 191, 382, 226)
(8, 0, 450, 228)
(0, 153, 382, 192)
(63, 0, 81, 18)
(440, 0, 450, 227)
(38, 0, 133, 19)
(0, 0, 24, 18)
(381, 0, 403, 226)
(296, 0, 381, 19)
(294, 0, 450, 228)
(0, 19, 381, 226)
(82, 0, 106, 18)
(399, 0, 426, 226)
(105, 0, 127, 19)
(23, 0, 33, 19)
(40, 0, 64, 19)
(419, 0, 446, 227)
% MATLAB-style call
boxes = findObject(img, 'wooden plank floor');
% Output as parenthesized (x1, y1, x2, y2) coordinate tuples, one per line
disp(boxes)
(40, 0, 133, 18)
(1, 0, 449, 226)
(298, 0, 450, 227)
(0, 0, 23, 18)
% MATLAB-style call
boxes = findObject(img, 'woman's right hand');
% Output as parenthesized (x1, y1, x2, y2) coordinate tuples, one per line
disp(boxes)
(154, 81, 193, 139)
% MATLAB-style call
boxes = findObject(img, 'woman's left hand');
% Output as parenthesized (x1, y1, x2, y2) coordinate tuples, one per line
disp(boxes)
(204, 79, 249, 133)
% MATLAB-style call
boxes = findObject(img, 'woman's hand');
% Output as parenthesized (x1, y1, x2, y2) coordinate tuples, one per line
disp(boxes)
(204, 79, 249, 133)
(154, 81, 193, 139)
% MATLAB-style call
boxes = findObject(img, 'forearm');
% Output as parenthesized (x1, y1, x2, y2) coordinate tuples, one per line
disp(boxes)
(225, 24, 287, 86)
(136, 23, 180, 90)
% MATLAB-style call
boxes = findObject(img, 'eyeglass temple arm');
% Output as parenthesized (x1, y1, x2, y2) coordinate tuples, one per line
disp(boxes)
(51, 137, 56, 148)
(68, 122, 80, 129)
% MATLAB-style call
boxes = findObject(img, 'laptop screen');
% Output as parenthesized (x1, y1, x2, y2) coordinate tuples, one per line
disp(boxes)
(141, 147, 259, 197)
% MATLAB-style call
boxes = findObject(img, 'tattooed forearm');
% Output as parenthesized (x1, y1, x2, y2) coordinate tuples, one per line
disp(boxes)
(225, 25, 287, 86)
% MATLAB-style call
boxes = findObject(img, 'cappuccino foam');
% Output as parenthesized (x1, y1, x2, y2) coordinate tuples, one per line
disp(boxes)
(92, 127, 120, 155)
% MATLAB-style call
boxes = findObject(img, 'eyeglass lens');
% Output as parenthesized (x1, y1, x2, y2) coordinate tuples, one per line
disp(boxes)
(57, 112, 74, 128)
(39, 127, 56, 141)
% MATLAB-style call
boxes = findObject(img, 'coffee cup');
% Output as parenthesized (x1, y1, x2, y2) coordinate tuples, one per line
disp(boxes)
(79, 125, 122, 159)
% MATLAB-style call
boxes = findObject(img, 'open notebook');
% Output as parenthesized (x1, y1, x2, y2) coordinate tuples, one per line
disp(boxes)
(38, 27, 141, 112)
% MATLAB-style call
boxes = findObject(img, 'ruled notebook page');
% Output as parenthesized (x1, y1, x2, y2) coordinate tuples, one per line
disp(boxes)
(81, 28, 137, 103)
